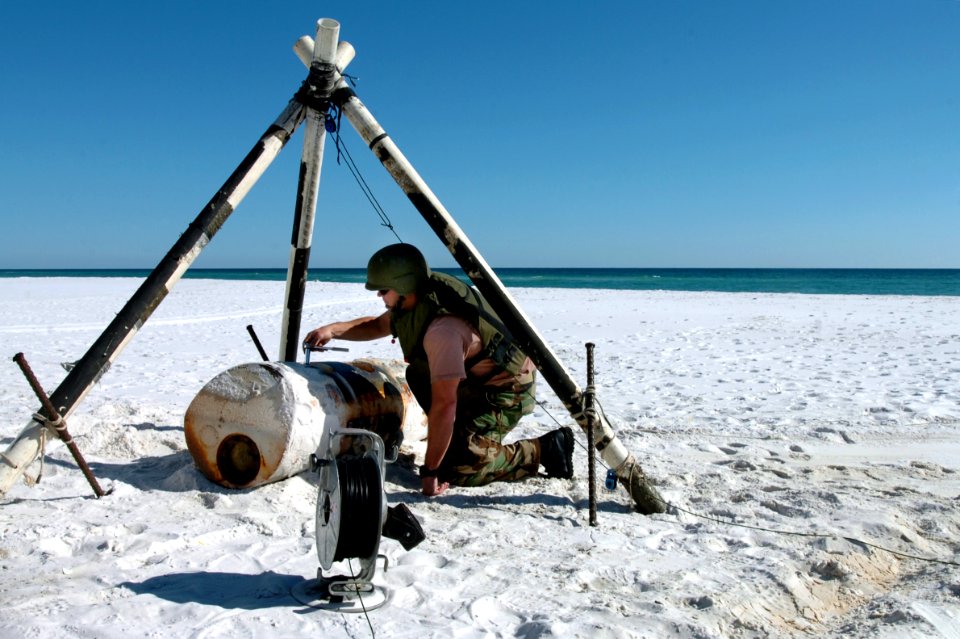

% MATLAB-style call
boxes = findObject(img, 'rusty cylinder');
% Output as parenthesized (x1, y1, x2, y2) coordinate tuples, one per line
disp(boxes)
(184, 358, 426, 489)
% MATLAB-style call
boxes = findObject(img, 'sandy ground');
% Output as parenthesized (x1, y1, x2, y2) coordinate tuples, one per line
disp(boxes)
(1, 278, 958, 638)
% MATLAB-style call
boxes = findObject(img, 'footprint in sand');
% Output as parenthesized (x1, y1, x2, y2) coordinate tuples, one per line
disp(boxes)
(469, 595, 523, 629)
(396, 549, 450, 569)
(760, 500, 809, 518)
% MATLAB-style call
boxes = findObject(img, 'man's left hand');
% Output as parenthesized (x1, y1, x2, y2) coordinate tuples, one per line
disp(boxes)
(421, 476, 449, 497)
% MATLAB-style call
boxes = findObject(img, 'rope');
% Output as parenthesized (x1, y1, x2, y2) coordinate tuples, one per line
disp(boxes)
(33, 411, 72, 445)
(37, 428, 46, 483)
(324, 106, 404, 244)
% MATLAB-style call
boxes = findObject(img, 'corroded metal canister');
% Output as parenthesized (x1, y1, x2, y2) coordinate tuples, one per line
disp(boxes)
(184, 358, 425, 488)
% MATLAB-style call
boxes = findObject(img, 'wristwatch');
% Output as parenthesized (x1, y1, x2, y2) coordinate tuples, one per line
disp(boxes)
(419, 464, 439, 478)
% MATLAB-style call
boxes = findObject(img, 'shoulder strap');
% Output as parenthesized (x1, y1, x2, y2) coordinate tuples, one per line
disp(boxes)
(429, 273, 527, 376)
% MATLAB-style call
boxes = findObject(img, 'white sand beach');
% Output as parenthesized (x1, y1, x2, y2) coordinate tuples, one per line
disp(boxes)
(1, 277, 958, 638)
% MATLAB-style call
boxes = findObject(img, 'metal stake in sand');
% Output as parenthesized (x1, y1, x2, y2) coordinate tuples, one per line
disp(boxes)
(585, 343, 598, 527)
(278, 20, 351, 362)
(293, 38, 666, 514)
(245, 325, 270, 362)
(12, 353, 106, 498)
(0, 74, 311, 497)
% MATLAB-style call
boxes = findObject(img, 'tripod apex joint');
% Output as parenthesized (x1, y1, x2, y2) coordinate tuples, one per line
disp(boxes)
(294, 61, 339, 113)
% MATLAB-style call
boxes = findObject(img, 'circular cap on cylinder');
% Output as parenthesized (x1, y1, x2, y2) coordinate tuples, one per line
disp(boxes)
(365, 244, 430, 295)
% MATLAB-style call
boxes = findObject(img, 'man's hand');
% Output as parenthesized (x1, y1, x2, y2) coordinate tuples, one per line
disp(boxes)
(303, 326, 335, 349)
(421, 476, 449, 497)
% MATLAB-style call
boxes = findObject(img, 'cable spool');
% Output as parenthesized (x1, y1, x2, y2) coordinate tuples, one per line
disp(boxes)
(296, 447, 391, 613)
(333, 455, 382, 562)
(316, 453, 384, 570)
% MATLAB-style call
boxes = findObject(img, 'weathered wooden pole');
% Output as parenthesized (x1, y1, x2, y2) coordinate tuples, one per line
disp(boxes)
(278, 20, 351, 362)
(0, 92, 307, 497)
(295, 39, 666, 514)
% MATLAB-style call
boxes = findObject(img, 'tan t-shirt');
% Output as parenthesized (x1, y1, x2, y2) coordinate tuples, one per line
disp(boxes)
(422, 315, 533, 387)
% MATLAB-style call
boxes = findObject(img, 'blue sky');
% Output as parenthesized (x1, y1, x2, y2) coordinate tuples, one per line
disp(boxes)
(1, 1, 957, 269)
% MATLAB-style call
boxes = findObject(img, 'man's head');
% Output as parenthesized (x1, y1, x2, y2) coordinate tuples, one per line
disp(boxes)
(365, 243, 431, 297)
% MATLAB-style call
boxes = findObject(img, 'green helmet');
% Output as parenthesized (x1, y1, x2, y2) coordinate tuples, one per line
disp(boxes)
(365, 244, 431, 295)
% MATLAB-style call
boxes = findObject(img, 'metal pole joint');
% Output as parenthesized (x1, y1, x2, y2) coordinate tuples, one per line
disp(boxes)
(294, 62, 339, 114)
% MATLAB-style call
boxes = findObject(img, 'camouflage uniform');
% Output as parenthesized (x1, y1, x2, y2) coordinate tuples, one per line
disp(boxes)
(439, 376, 539, 486)
(391, 271, 542, 486)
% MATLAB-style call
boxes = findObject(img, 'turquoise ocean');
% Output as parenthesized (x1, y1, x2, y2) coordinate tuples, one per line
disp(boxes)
(1, 268, 958, 296)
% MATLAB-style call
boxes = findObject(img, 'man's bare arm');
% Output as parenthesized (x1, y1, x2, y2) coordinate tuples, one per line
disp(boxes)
(303, 311, 391, 347)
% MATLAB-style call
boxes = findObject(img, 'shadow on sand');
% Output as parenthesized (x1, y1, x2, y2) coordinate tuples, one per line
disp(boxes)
(120, 570, 308, 610)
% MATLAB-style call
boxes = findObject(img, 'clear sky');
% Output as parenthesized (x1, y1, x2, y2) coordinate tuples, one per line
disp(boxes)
(1, 1, 958, 269)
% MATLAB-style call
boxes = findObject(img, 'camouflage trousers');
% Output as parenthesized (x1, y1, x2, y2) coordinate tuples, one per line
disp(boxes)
(439, 377, 540, 487)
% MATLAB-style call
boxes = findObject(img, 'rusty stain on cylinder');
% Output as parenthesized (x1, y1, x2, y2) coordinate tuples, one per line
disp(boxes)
(184, 412, 224, 484)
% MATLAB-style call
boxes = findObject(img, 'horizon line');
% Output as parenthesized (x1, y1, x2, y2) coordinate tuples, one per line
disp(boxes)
(2, 266, 959, 272)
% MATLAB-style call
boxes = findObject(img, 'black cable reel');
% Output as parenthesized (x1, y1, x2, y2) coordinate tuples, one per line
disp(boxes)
(292, 429, 425, 612)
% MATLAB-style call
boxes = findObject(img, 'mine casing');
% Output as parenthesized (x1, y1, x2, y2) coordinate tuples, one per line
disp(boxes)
(183, 358, 426, 489)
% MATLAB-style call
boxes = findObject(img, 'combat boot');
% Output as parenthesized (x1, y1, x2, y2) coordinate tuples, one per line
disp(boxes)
(538, 427, 574, 479)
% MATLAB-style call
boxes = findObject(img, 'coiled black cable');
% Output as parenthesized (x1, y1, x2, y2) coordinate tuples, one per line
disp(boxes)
(333, 455, 382, 562)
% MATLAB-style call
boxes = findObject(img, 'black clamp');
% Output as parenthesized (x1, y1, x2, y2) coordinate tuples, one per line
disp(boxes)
(294, 61, 338, 113)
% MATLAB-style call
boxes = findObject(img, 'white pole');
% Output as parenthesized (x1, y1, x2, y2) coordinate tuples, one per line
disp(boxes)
(278, 19, 348, 362)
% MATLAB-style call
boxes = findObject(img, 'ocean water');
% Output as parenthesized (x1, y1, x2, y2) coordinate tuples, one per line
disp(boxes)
(1, 268, 958, 296)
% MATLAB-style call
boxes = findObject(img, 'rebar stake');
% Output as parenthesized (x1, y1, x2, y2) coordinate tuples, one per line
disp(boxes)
(246, 325, 270, 362)
(12, 353, 107, 498)
(584, 343, 598, 527)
